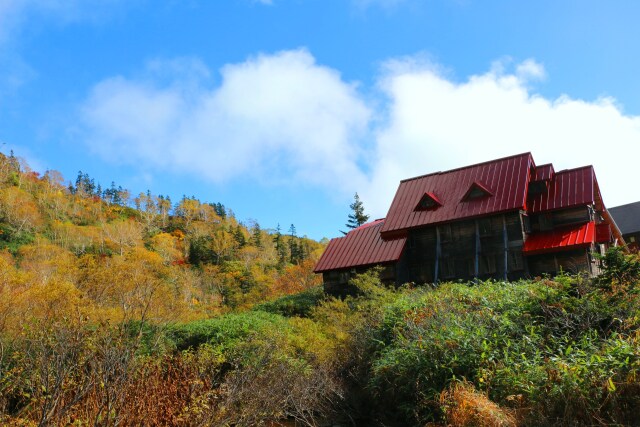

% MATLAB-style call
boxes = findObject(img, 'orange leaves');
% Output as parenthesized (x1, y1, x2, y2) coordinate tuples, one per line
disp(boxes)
(273, 259, 322, 296)
(440, 382, 516, 427)
(0, 186, 44, 233)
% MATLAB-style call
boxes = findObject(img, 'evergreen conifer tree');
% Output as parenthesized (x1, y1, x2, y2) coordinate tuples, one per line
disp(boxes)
(346, 192, 370, 230)
(288, 224, 299, 264)
(251, 222, 262, 248)
(274, 223, 287, 267)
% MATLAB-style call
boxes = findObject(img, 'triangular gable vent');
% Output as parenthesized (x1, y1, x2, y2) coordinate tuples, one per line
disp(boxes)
(462, 182, 493, 201)
(414, 192, 442, 211)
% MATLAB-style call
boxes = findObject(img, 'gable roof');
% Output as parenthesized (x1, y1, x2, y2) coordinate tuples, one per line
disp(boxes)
(533, 163, 555, 181)
(527, 166, 597, 213)
(314, 219, 406, 273)
(380, 153, 533, 238)
(609, 201, 640, 235)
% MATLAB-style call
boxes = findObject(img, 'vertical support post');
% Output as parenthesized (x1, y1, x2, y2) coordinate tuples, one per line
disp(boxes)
(503, 215, 509, 281)
(521, 210, 530, 277)
(474, 220, 480, 280)
(434, 226, 441, 284)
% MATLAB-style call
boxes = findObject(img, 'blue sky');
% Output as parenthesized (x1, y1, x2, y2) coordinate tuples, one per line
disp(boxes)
(1, 0, 639, 240)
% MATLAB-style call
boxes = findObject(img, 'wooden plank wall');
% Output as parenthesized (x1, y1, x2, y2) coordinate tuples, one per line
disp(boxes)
(528, 248, 592, 276)
(403, 211, 526, 284)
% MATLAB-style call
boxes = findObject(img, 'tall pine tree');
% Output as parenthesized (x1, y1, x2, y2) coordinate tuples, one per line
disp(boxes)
(346, 192, 369, 230)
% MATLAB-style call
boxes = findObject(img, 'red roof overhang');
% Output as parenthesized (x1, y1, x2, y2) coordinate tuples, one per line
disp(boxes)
(314, 219, 406, 273)
(523, 222, 595, 256)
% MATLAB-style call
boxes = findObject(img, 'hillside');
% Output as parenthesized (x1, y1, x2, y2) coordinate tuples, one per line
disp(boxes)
(0, 150, 324, 331)
(1, 150, 639, 426)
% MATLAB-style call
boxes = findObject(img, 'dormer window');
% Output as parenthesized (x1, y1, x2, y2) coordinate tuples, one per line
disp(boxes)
(462, 181, 493, 201)
(528, 180, 547, 195)
(415, 192, 442, 211)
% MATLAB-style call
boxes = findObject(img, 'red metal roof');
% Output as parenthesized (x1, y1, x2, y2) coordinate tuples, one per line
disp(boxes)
(380, 153, 533, 238)
(534, 163, 555, 181)
(353, 218, 385, 231)
(314, 219, 406, 273)
(528, 166, 595, 213)
(523, 221, 595, 255)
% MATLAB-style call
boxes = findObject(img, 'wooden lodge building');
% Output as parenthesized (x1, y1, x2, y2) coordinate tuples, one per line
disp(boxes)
(315, 153, 624, 292)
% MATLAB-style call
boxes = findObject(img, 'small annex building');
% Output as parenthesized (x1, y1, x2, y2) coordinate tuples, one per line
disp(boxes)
(609, 201, 640, 251)
(315, 153, 624, 292)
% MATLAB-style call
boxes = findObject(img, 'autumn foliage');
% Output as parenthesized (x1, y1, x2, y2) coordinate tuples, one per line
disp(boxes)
(3, 150, 639, 426)
(0, 151, 322, 332)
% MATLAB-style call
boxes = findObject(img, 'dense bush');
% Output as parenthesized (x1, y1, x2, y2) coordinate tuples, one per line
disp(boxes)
(166, 310, 289, 351)
(255, 285, 325, 317)
(2, 249, 640, 426)
(367, 273, 640, 425)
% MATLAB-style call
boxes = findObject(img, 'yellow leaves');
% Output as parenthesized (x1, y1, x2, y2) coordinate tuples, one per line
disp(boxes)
(80, 247, 187, 324)
(16, 278, 87, 325)
(18, 242, 79, 286)
(102, 219, 143, 255)
(0, 186, 44, 233)
(149, 232, 183, 264)
(50, 221, 102, 255)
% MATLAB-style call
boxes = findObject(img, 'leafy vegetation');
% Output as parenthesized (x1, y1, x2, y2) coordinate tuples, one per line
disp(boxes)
(1, 150, 639, 425)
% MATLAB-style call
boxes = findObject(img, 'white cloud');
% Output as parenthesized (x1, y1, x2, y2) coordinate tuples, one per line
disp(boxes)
(361, 57, 640, 217)
(80, 50, 371, 195)
(79, 51, 640, 220)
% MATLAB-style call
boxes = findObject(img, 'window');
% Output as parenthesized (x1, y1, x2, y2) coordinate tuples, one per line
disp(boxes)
(415, 192, 442, 211)
(462, 182, 493, 202)
(528, 180, 547, 195)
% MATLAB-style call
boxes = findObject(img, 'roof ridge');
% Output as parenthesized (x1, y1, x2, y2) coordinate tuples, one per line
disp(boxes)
(351, 218, 386, 232)
(554, 165, 593, 174)
(400, 152, 532, 183)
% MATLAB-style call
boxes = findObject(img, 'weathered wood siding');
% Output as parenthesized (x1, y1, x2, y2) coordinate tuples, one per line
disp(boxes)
(527, 248, 593, 276)
(529, 206, 592, 232)
(403, 211, 526, 284)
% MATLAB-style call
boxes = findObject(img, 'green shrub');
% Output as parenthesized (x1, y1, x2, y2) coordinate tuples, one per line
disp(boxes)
(366, 277, 640, 425)
(255, 286, 325, 317)
(166, 311, 289, 351)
